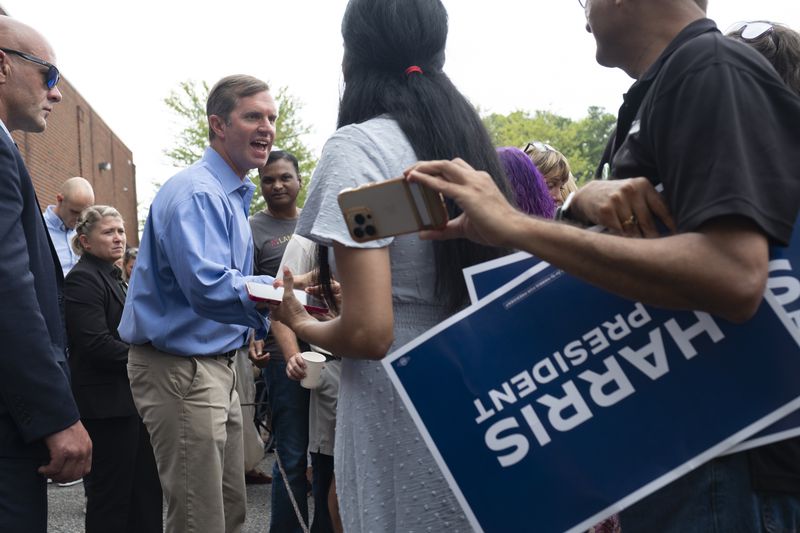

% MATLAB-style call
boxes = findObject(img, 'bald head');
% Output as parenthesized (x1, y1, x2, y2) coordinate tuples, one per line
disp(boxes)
(55, 177, 94, 229)
(0, 15, 61, 132)
(0, 15, 44, 51)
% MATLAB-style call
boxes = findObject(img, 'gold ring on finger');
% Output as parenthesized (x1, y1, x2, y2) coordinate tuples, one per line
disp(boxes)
(621, 215, 637, 227)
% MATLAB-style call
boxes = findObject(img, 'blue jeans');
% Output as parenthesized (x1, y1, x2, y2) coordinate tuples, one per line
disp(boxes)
(266, 359, 310, 533)
(620, 451, 800, 532)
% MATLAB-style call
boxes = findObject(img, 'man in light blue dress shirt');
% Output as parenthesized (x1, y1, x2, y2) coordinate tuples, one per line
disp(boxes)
(43, 176, 94, 276)
(119, 74, 278, 533)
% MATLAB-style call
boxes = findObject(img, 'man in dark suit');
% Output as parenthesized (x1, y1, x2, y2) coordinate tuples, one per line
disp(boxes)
(0, 15, 92, 532)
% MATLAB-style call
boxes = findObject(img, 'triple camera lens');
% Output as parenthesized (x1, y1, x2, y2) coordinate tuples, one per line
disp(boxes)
(351, 212, 376, 240)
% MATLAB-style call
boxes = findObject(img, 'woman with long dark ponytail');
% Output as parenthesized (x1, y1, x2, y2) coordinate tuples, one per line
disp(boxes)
(273, 0, 513, 529)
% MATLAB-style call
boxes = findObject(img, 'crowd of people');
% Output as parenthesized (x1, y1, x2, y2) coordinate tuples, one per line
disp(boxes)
(1, 0, 800, 532)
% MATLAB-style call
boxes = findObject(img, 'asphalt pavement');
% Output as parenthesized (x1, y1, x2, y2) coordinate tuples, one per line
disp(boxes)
(46, 453, 308, 533)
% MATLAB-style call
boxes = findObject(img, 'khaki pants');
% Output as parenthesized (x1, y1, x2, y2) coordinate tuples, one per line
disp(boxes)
(234, 346, 264, 472)
(128, 344, 246, 533)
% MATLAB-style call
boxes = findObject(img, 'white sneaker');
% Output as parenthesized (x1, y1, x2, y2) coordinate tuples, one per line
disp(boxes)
(57, 478, 83, 487)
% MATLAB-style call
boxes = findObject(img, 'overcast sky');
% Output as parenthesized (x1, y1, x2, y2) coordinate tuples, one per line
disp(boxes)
(2, 0, 798, 205)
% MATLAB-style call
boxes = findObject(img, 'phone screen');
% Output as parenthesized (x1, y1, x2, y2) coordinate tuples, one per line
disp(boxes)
(246, 282, 329, 314)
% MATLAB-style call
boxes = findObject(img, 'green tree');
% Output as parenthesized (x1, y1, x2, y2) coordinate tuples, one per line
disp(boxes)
(267, 86, 316, 209)
(163, 80, 210, 170)
(482, 106, 616, 184)
(163, 79, 318, 214)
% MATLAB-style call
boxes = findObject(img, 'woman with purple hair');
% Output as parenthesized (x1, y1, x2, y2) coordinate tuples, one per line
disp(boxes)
(496, 146, 622, 533)
(497, 146, 557, 218)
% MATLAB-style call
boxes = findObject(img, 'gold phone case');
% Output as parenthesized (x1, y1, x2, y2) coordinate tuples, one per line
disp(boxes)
(338, 177, 449, 242)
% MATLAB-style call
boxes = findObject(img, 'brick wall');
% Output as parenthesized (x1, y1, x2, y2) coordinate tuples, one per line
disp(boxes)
(11, 81, 139, 245)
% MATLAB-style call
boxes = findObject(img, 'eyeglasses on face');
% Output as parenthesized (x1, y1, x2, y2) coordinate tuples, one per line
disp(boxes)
(726, 21, 774, 42)
(0, 47, 60, 89)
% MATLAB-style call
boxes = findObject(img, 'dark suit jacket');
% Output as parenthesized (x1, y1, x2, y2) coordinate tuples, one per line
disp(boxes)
(65, 253, 137, 418)
(0, 131, 80, 459)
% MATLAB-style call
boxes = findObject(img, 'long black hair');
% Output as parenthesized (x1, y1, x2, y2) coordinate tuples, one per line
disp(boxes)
(319, 0, 514, 312)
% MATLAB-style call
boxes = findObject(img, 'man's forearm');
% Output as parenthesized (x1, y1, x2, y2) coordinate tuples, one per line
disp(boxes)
(504, 212, 768, 323)
(270, 319, 302, 362)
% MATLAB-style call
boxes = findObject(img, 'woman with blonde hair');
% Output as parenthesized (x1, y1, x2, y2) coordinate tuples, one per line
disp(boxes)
(65, 205, 162, 533)
(523, 141, 573, 207)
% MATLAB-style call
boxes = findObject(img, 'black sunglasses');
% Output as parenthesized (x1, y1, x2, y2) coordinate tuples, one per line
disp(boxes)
(0, 47, 60, 89)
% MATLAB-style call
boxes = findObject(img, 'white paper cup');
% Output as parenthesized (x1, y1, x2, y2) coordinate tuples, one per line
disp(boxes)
(300, 351, 326, 389)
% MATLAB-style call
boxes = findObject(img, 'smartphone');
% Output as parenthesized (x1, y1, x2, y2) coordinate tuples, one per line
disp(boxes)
(246, 282, 329, 314)
(338, 177, 449, 242)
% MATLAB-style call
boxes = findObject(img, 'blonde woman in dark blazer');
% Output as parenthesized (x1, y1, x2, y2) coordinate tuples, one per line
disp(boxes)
(65, 205, 162, 533)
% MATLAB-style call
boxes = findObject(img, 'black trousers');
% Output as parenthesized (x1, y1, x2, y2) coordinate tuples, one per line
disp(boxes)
(0, 456, 47, 533)
(311, 452, 335, 533)
(83, 415, 162, 533)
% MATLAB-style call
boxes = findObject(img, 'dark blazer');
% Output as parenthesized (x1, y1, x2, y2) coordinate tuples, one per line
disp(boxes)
(0, 132, 79, 459)
(65, 253, 137, 418)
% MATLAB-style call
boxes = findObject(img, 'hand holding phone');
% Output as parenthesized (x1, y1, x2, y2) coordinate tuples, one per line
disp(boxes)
(338, 177, 449, 242)
(246, 281, 329, 314)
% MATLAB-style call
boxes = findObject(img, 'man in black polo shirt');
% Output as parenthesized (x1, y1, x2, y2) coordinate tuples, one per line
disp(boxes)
(405, 0, 800, 530)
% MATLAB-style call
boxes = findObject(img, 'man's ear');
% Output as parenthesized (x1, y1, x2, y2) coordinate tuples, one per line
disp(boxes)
(209, 115, 226, 140)
(0, 51, 11, 84)
(56, 193, 64, 205)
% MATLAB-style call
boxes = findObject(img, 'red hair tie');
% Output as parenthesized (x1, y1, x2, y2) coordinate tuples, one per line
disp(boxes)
(404, 65, 423, 76)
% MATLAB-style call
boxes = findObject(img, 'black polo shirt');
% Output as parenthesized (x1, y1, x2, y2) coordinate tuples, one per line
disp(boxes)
(601, 18, 800, 245)
(599, 19, 800, 493)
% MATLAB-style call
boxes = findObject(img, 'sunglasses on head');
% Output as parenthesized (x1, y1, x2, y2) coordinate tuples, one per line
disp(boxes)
(0, 47, 60, 89)
(523, 141, 558, 154)
(727, 21, 774, 42)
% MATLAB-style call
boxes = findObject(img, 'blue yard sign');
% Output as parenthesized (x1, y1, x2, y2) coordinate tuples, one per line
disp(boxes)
(383, 223, 800, 533)
(464, 242, 800, 456)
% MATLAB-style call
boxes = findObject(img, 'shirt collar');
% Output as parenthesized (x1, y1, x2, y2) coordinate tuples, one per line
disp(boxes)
(44, 205, 68, 232)
(603, 19, 720, 175)
(637, 18, 719, 85)
(203, 146, 256, 196)
(0, 119, 13, 144)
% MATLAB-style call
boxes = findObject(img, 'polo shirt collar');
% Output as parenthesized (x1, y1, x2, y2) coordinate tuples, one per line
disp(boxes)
(607, 18, 720, 166)
(637, 18, 719, 85)
(203, 146, 256, 196)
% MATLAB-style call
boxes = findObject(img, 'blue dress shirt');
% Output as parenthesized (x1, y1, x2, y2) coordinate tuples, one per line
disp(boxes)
(119, 147, 272, 356)
(44, 205, 78, 277)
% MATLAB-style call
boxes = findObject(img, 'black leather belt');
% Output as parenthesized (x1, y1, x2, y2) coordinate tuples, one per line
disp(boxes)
(139, 343, 238, 360)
